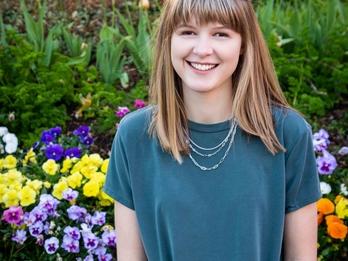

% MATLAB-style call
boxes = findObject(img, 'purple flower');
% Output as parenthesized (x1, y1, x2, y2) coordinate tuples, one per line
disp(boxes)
(134, 99, 145, 109)
(12, 230, 27, 244)
(45, 143, 64, 161)
(39, 194, 60, 216)
(73, 125, 90, 137)
(98, 253, 112, 261)
(101, 230, 116, 247)
(316, 150, 337, 175)
(49, 126, 62, 138)
(67, 205, 87, 221)
(92, 211, 106, 226)
(338, 146, 348, 156)
(62, 235, 80, 253)
(1, 206, 24, 225)
(64, 226, 81, 240)
(82, 232, 99, 250)
(44, 237, 59, 254)
(28, 206, 48, 223)
(29, 221, 44, 237)
(65, 147, 82, 158)
(313, 129, 330, 153)
(62, 188, 79, 202)
(116, 106, 130, 118)
(40, 130, 55, 144)
(81, 135, 93, 146)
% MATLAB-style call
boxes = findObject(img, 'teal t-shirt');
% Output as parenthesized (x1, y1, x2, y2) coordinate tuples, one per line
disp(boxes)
(103, 105, 322, 261)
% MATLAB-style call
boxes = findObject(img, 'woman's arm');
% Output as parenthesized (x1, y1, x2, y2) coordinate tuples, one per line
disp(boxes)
(115, 201, 148, 261)
(283, 202, 318, 261)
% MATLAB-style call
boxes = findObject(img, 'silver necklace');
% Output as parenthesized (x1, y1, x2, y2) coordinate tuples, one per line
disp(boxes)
(187, 119, 237, 171)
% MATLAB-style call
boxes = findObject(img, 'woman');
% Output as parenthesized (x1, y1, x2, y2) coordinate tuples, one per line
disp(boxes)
(103, 0, 322, 260)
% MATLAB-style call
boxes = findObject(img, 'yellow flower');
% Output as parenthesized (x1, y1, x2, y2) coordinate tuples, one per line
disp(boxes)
(336, 197, 348, 219)
(6, 169, 24, 185)
(23, 148, 37, 165)
(19, 186, 36, 206)
(0, 184, 8, 202)
(101, 159, 109, 173)
(81, 165, 98, 179)
(43, 181, 51, 189)
(52, 180, 69, 200)
(26, 180, 43, 193)
(67, 172, 83, 189)
(8, 181, 22, 191)
(42, 159, 59, 175)
(83, 179, 100, 197)
(89, 153, 103, 168)
(70, 161, 84, 174)
(3, 155, 17, 169)
(2, 189, 19, 207)
(60, 158, 73, 173)
(98, 191, 113, 206)
(92, 172, 105, 187)
(0, 158, 3, 170)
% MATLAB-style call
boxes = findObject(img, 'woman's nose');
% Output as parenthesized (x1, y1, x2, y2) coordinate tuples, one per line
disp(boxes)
(192, 37, 213, 56)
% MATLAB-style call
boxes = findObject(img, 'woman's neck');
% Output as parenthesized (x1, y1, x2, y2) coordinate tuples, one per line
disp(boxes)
(183, 87, 233, 124)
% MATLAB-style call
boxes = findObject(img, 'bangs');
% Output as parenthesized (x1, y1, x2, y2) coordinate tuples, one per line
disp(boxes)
(168, 0, 245, 33)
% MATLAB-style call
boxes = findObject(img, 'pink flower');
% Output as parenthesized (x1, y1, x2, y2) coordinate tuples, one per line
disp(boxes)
(2, 206, 24, 225)
(115, 107, 130, 118)
(134, 99, 146, 109)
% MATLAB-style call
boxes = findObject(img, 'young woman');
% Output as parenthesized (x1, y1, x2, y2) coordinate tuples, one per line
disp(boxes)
(104, 0, 322, 260)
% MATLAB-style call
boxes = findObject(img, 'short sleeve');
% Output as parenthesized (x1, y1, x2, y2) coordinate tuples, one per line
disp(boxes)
(284, 120, 322, 214)
(103, 127, 135, 210)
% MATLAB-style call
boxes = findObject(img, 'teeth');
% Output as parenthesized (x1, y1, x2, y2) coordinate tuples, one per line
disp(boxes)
(190, 62, 216, 71)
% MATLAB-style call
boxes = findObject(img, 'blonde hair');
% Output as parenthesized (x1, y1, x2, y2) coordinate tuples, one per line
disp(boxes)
(148, 0, 290, 164)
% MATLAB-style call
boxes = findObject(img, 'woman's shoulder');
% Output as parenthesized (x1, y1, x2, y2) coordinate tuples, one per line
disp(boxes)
(116, 105, 155, 140)
(272, 105, 313, 146)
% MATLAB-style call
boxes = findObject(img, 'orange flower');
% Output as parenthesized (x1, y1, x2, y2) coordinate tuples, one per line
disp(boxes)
(317, 212, 324, 225)
(317, 198, 335, 215)
(327, 222, 348, 240)
(325, 215, 343, 225)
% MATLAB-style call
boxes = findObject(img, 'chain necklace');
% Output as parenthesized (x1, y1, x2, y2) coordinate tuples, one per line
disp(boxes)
(187, 119, 238, 171)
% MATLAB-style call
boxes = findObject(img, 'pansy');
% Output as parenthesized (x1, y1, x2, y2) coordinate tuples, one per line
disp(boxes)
(92, 211, 106, 226)
(64, 226, 81, 240)
(62, 188, 79, 201)
(316, 150, 337, 175)
(1, 206, 24, 225)
(62, 235, 80, 253)
(44, 237, 59, 254)
(115, 106, 130, 118)
(134, 99, 146, 109)
(12, 229, 27, 244)
(73, 125, 90, 138)
(101, 230, 116, 247)
(320, 182, 332, 194)
(67, 205, 87, 221)
(45, 144, 64, 161)
(65, 147, 82, 158)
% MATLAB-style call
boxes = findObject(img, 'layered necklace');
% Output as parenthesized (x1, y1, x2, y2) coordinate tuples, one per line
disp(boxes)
(186, 118, 238, 171)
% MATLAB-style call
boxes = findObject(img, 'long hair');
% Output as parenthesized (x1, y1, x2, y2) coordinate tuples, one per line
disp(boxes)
(148, 0, 290, 164)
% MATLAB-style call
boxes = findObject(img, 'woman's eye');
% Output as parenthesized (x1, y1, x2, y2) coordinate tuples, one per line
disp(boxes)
(181, 31, 195, 36)
(214, 32, 229, 37)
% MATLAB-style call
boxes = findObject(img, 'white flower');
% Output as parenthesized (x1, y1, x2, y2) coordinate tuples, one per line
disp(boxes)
(320, 182, 332, 194)
(3, 133, 18, 154)
(0, 127, 8, 137)
(340, 183, 348, 196)
(338, 146, 348, 156)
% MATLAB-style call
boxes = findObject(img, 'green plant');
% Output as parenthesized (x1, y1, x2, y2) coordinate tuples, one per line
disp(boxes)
(96, 25, 126, 85)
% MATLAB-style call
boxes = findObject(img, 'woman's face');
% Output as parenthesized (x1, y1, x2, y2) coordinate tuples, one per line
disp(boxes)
(171, 18, 242, 96)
